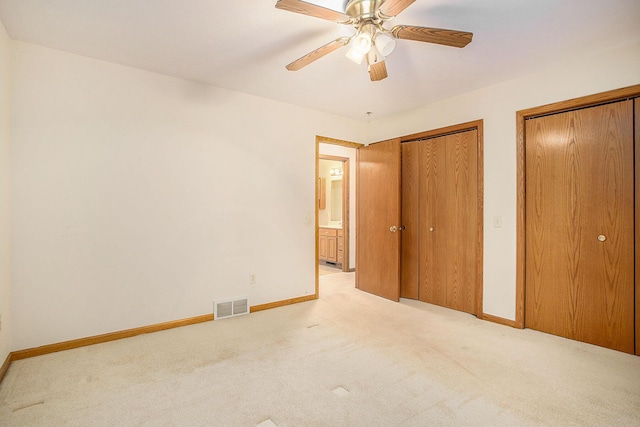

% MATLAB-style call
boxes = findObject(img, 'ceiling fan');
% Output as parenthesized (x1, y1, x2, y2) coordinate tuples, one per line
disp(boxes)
(275, 0, 473, 81)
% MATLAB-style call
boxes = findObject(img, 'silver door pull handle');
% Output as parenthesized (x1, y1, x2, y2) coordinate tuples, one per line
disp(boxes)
(390, 226, 397, 232)
(597, 235, 606, 242)
(429, 227, 434, 232)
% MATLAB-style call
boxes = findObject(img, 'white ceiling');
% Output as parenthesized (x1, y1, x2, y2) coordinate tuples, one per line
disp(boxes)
(0, 0, 639, 121)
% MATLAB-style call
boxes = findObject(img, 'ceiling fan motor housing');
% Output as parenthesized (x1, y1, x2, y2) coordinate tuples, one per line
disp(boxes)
(345, 0, 387, 22)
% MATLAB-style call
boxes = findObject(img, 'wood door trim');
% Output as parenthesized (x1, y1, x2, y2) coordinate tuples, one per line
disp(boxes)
(400, 120, 484, 318)
(319, 155, 347, 161)
(10, 313, 214, 362)
(515, 84, 640, 331)
(317, 135, 363, 148)
(401, 120, 485, 143)
(316, 136, 364, 297)
(635, 98, 640, 356)
(0, 353, 11, 384)
(476, 122, 484, 319)
(250, 294, 317, 313)
(342, 160, 350, 272)
(517, 85, 640, 120)
(482, 313, 517, 328)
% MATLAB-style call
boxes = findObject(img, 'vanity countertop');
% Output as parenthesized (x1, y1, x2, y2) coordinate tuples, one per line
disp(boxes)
(320, 225, 342, 230)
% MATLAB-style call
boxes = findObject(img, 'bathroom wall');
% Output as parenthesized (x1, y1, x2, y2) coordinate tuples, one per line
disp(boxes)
(319, 144, 357, 269)
(318, 158, 343, 227)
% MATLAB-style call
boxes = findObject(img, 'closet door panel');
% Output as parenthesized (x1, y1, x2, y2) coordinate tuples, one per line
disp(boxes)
(445, 130, 478, 314)
(401, 142, 420, 299)
(416, 130, 478, 314)
(525, 100, 634, 353)
(419, 136, 447, 306)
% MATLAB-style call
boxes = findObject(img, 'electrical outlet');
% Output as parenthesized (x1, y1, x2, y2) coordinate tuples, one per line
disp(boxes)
(493, 215, 503, 228)
(250, 274, 256, 284)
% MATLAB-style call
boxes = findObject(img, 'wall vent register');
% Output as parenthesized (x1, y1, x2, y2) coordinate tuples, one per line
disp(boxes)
(214, 297, 249, 320)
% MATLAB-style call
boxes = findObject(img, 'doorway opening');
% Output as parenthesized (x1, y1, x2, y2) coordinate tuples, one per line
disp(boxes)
(319, 156, 348, 274)
(315, 136, 363, 297)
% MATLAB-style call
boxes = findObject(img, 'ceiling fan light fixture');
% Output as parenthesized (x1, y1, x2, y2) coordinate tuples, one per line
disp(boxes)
(345, 26, 373, 64)
(352, 30, 372, 55)
(374, 32, 396, 56)
(345, 44, 366, 64)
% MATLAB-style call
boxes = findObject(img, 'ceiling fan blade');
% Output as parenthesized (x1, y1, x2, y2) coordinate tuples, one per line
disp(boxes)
(392, 25, 473, 48)
(378, 0, 416, 18)
(366, 47, 388, 81)
(286, 37, 350, 71)
(368, 60, 388, 81)
(276, 0, 352, 23)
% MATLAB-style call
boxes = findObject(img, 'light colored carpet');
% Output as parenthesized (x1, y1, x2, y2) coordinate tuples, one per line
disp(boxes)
(1, 272, 639, 426)
(319, 264, 342, 276)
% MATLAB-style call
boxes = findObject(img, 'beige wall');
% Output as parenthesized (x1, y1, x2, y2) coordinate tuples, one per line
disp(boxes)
(0, 18, 11, 363)
(5, 27, 640, 353)
(367, 42, 640, 321)
(9, 41, 365, 350)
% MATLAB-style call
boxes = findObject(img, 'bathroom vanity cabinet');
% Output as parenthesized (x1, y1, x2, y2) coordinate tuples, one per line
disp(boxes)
(319, 227, 343, 266)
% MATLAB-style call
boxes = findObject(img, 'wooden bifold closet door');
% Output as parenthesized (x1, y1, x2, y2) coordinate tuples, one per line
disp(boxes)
(401, 129, 478, 315)
(525, 100, 635, 354)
